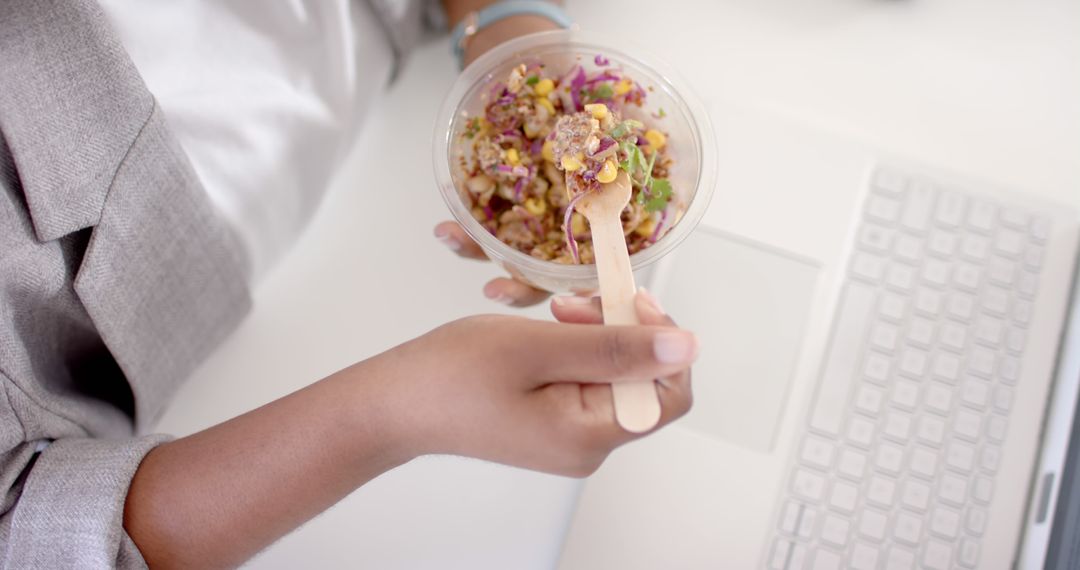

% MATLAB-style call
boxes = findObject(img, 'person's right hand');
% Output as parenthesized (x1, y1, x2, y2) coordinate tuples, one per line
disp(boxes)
(371, 289, 695, 477)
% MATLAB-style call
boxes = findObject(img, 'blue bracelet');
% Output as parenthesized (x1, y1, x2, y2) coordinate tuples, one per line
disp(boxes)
(451, 1, 572, 69)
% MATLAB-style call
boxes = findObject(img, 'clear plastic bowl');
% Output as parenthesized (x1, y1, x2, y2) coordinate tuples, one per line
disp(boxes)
(433, 30, 717, 293)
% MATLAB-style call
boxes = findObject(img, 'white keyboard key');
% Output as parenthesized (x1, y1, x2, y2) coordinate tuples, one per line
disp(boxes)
(1013, 299, 1033, 325)
(810, 283, 876, 435)
(973, 476, 994, 504)
(768, 539, 792, 570)
(927, 230, 956, 257)
(875, 442, 905, 475)
(870, 322, 899, 352)
(987, 414, 1007, 443)
(886, 264, 915, 292)
(967, 200, 996, 233)
(800, 436, 836, 470)
(792, 468, 827, 502)
(966, 507, 987, 535)
(929, 507, 961, 539)
(924, 382, 953, 415)
(969, 347, 995, 378)
(867, 475, 897, 508)
(953, 263, 981, 291)
(797, 506, 818, 538)
(864, 354, 891, 384)
(873, 168, 908, 195)
(1019, 270, 1038, 298)
(922, 259, 950, 287)
(994, 228, 1025, 256)
(828, 480, 859, 514)
(939, 473, 968, 507)
(1030, 215, 1051, 242)
(913, 289, 943, 317)
(988, 256, 1016, 286)
(923, 538, 954, 570)
(867, 195, 902, 223)
(995, 386, 1014, 412)
(981, 446, 1001, 473)
(935, 190, 966, 227)
(982, 286, 1009, 316)
(811, 548, 842, 570)
(883, 410, 912, 442)
(932, 352, 961, 383)
(940, 322, 967, 352)
(959, 538, 980, 568)
(947, 292, 976, 319)
(855, 385, 885, 415)
(884, 545, 916, 570)
(859, 508, 888, 541)
(946, 441, 976, 473)
(859, 224, 895, 252)
(891, 379, 920, 410)
(879, 293, 907, 322)
(916, 416, 946, 446)
(848, 416, 876, 448)
(999, 357, 1020, 385)
(1000, 207, 1029, 229)
(851, 253, 886, 282)
(898, 348, 928, 378)
(909, 447, 938, 479)
(961, 377, 990, 409)
(894, 234, 921, 263)
(975, 316, 1005, 346)
(779, 501, 800, 535)
(906, 316, 935, 347)
(1006, 328, 1026, 353)
(789, 544, 808, 569)
(960, 234, 990, 262)
(1025, 245, 1044, 269)
(901, 479, 931, 511)
(850, 542, 879, 570)
(901, 180, 935, 232)
(838, 449, 868, 480)
(820, 514, 850, 548)
(954, 409, 982, 441)
(893, 511, 923, 546)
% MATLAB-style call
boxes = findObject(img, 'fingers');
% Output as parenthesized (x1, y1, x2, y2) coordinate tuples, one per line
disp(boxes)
(484, 278, 551, 307)
(434, 221, 487, 260)
(550, 288, 677, 327)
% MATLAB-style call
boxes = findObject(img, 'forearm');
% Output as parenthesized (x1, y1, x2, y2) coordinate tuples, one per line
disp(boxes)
(441, 0, 565, 66)
(123, 352, 417, 569)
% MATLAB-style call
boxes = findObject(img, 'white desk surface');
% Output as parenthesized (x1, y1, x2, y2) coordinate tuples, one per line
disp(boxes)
(153, 0, 1080, 568)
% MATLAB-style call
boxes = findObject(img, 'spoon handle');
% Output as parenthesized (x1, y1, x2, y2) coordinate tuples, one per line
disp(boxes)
(590, 213, 661, 433)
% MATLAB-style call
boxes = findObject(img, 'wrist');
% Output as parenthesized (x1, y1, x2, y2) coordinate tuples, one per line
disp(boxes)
(463, 14, 561, 67)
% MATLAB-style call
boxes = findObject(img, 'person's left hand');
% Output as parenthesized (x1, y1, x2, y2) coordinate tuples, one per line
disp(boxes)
(434, 221, 554, 306)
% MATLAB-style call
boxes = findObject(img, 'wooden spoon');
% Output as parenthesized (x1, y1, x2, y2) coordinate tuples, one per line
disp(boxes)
(574, 171, 662, 433)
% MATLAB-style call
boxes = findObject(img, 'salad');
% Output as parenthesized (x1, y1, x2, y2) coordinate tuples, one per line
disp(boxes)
(456, 55, 676, 264)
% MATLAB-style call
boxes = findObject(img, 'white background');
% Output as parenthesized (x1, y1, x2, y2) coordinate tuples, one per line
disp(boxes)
(154, 0, 1080, 567)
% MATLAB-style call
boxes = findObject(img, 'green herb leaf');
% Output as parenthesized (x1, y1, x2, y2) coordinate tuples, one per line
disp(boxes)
(642, 150, 658, 189)
(645, 179, 673, 212)
(526, 75, 540, 86)
(591, 84, 614, 100)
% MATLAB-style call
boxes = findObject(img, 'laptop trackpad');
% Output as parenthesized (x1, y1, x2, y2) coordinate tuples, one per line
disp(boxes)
(653, 228, 820, 453)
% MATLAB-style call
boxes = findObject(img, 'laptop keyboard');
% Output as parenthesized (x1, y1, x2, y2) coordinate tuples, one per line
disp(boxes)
(769, 166, 1050, 570)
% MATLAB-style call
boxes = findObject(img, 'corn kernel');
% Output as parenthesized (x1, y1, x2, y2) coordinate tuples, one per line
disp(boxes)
(614, 79, 633, 96)
(584, 103, 608, 120)
(542, 140, 555, 162)
(596, 160, 617, 184)
(571, 213, 588, 235)
(561, 154, 583, 172)
(534, 78, 555, 97)
(535, 96, 555, 114)
(644, 129, 667, 150)
(505, 148, 520, 165)
(634, 217, 657, 237)
(524, 197, 547, 216)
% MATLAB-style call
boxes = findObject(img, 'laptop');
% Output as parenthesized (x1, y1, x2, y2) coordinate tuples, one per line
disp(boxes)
(556, 101, 1080, 569)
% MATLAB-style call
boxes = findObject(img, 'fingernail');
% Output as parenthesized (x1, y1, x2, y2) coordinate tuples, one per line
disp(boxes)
(638, 287, 666, 316)
(491, 294, 514, 305)
(436, 233, 462, 251)
(654, 331, 698, 364)
(483, 285, 514, 305)
(553, 295, 594, 306)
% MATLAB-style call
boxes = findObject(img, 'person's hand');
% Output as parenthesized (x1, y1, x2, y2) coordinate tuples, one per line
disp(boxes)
(378, 289, 695, 477)
(434, 221, 556, 306)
